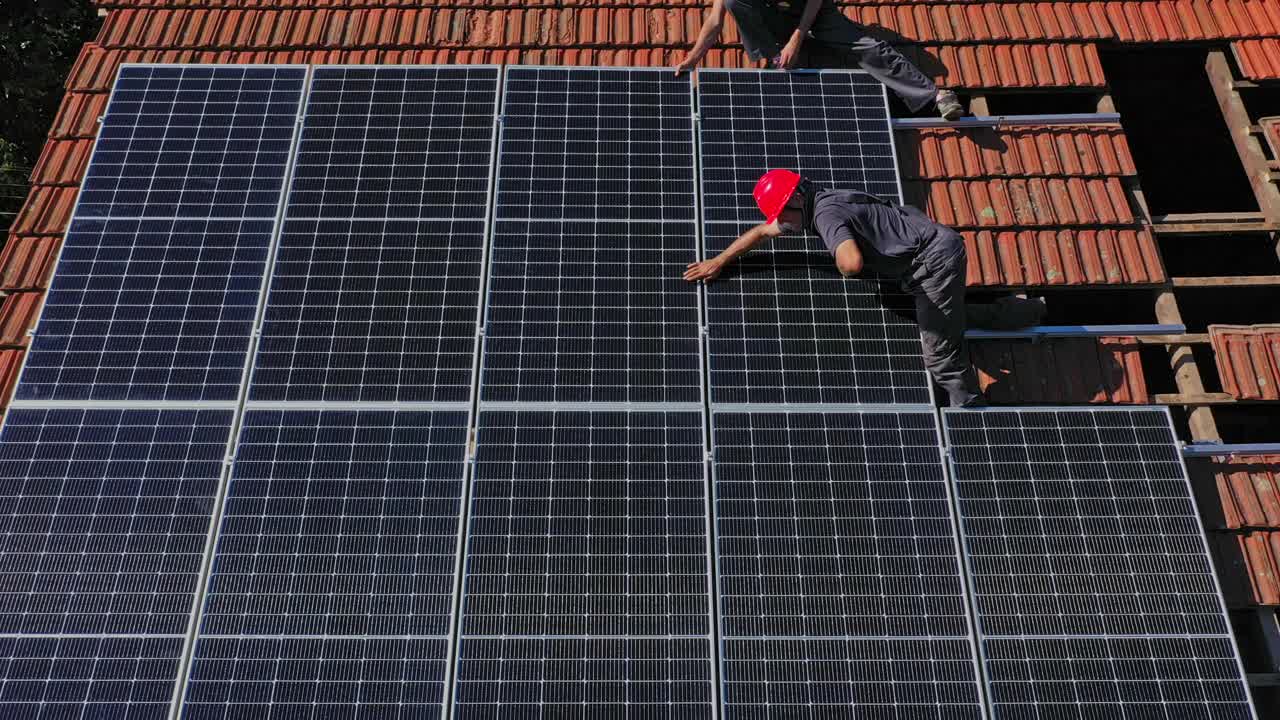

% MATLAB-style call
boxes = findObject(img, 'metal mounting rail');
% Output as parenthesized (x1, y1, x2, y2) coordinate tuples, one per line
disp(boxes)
(891, 112, 1122, 129)
(1182, 442, 1280, 458)
(965, 323, 1185, 340)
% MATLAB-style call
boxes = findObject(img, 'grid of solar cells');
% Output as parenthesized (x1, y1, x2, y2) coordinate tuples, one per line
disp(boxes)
(288, 66, 498, 219)
(494, 67, 695, 221)
(481, 67, 701, 403)
(196, 409, 467, 636)
(698, 70, 901, 225)
(249, 218, 484, 402)
(0, 408, 232, 635)
(455, 638, 712, 717)
(17, 218, 273, 402)
(482, 220, 701, 403)
(460, 410, 711, 637)
(943, 407, 1255, 720)
(722, 638, 984, 719)
(184, 637, 449, 718)
(703, 225, 928, 405)
(713, 411, 971, 637)
(77, 65, 303, 219)
(0, 635, 183, 719)
(249, 67, 497, 402)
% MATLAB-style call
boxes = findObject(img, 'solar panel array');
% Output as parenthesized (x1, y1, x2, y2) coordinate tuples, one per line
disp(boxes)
(1, 64, 1256, 720)
(944, 408, 1255, 719)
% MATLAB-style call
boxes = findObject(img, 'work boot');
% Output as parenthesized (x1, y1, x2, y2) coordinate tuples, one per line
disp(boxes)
(936, 89, 963, 120)
(951, 390, 987, 408)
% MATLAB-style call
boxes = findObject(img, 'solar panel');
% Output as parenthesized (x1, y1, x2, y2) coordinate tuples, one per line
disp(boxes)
(196, 409, 468, 637)
(697, 70, 902, 226)
(703, 225, 927, 406)
(454, 638, 712, 717)
(249, 66, 498, 402)
(480, 67, 701, 403)
(0, 408, 232, 635)
(696, 71, 925, 407)
(17, 218, 274, 402)
(183, 637, 449, 718)
(288, 66, 498, 220)
(711, 409, 984, 717)
(943, 407, 1255, 719)
(0, 635, 183, 719)
(249, 218, 485, 402)
(460, 410, 712, 636)
(76, 65, 304, 220)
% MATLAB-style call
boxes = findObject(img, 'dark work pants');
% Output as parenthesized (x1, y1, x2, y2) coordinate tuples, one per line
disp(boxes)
(903, 230, 982, 407)
(723, 0, 938, 111)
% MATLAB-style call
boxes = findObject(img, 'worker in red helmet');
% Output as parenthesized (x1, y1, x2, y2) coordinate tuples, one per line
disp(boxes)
(674, 0, 963, 121)
(685, 169, 1043, 407)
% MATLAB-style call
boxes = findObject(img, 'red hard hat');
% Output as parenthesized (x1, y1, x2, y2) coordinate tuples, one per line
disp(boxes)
(753, 169, 803, 224)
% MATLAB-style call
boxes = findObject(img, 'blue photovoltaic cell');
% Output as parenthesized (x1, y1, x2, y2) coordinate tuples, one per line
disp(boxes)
(76, 65, 303, 219)
(0, 408, 231, 635)
(183, 637, 449, 718)
(197, 409, 468, 636)
(454, 638, 712, 718)
(0, 635, 183, 720)
(944, 407, 1255, 720)
(17, 218, 273, 402)
(461, 410, 711, 637)
(249, 219, 484, 402)
(711, 411, 983, 719)
(698, 70, 902, 225)
(287, 66, 498, 220)
(481, 68, 701, 402)
(703, 225, 927, 406)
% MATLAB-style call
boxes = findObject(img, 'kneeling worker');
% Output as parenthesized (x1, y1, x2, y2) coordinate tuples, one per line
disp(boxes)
(674, 0, 964, 120)
(684, 169, 993, 407)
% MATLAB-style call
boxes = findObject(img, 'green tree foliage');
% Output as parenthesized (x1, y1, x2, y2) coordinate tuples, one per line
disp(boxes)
(0, 1, 99, 229)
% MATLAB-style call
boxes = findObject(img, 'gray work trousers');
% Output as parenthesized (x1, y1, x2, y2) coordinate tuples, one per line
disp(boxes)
(902, 230, 982, 407)
(723, 0, 938, 111)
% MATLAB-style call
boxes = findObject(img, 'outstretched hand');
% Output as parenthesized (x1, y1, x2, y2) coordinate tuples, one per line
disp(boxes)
(684, 259, 724, 283)
(673, 52, 699, 76)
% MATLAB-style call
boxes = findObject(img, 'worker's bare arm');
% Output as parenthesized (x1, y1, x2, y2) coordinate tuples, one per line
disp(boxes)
(779, 0, 825, 69)
(674, 0, 726, 75)
(833, 239, 864, 277)
(683, 222, 782, 282)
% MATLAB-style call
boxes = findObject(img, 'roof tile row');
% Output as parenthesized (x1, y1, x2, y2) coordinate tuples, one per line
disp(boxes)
(897, 126, 1136, 180)
(1209, 324, 1280, 401)
(909, 177, 1135, 227)
(1201, 455, 1280, 531)
(1233, 38, 1280, 80)
(962, 227, 1163, 286)
(1212, 530, 1280, 607)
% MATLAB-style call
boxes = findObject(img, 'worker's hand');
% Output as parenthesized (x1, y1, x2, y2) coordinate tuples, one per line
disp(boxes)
(777, 36, 803, 70)
(673, 51, 700, 76)
(683, 258, 724, 283)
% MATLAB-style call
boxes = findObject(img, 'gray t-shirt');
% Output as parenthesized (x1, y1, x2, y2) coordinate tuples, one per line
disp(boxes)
(810, 189, 941, 277)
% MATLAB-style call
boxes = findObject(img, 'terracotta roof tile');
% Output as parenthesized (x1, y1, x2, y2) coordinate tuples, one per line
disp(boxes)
(970, 336, 1148, 404)
(1200, 455, 1280, 531)
(1233, 38, 1280, 80)
(10, 187, 80, 237)
(1211, 531, 1280, 607)
(1209, 325, 1280, 401)
(29, 140, 95, 187)
(0, 235, 61, 291)
(1260, 117, 1280, 158)
(0, 349, 23, 412)
(911, 177, 1135, 228)
(0, 293, 41, 348)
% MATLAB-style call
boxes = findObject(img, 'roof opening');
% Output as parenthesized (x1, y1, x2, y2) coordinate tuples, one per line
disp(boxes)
(1101, 47, 1258, 215)
(1173, 286, 1280, 331)
(1213, 406, 1280, 445)
(980, 92, 1101, 116)
(1033, 289, 1157, 325)
(1158, 233, 1280, 277)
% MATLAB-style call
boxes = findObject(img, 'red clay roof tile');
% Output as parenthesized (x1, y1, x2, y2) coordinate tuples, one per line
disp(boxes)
(970, 335, 1147, 404)
(1209, 325, 1280, 401)
(0, 235, 60, 291)
(1233, 39, 1280, 80)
